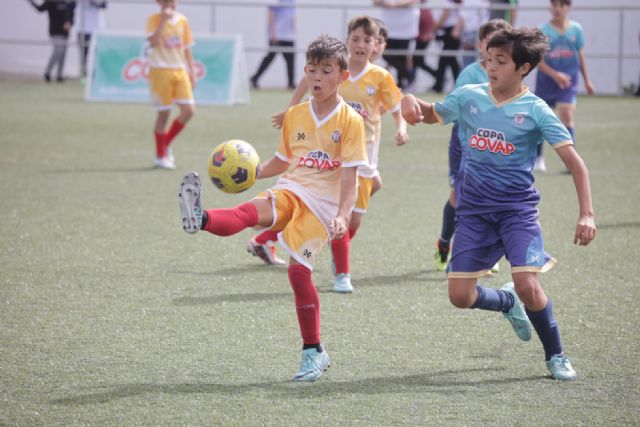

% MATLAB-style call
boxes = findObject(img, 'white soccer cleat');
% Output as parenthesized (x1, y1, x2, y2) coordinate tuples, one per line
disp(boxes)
(179, 171, 202, 234)
(533, 155, 547, 172)
(154, 156, 176, 170)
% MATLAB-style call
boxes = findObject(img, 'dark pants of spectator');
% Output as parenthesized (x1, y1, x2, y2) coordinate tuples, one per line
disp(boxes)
(413, 39, 436, 79)
(432, 26, 461, 93)
(45, 35, 69, 81)
(78, 33, 92, 77)
(383, 38, 413, 90)
(251, 40, 295, 89)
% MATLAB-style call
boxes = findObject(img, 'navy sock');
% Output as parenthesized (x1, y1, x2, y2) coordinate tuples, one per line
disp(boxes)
(303, 343, 322, 352)
(567, 126, 575, 144)
(470, 285, 514, 312)
(527, 299, 563, 361)
(440, 200, 456, 243)
(536, 143, 543, 157)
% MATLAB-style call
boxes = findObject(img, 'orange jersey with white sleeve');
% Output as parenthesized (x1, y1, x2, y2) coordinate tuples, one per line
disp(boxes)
(338, 63, 403, 178)
(271, 98, 368, 228)
(145, 12, 194, 69)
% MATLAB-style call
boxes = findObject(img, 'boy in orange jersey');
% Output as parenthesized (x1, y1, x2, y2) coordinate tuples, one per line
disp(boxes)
(258, 17, 408, 294)
(178, 34, 367, 382)
(146, 0, 196, 169)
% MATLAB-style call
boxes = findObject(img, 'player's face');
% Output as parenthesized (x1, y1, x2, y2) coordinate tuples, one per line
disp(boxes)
(486, 46, 528, 94)
(370, 37, 387, 62)
(549, 1, 570, 21)
(157, 0, 176, 10)
(346, 27, 376, 66)
(304, 59, 348, 102)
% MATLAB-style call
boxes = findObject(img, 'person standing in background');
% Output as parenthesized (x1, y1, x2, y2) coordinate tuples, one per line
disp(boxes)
(77, 0, 107, 79)
(459, 0, 489, 68)
(374, 0, 420, 90)
(411, 0, 437, 85)
(250, 0, 296, 90)
(28, 0, 76, 82)
(430, 0, 461, 93)
(489, 0, 517, 25)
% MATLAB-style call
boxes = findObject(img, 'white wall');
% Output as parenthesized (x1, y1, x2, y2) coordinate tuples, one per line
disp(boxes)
(3, 0, 639, 94)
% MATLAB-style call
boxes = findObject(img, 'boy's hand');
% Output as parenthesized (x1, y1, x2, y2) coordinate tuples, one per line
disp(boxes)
(401, 95, 423, 125)
(554, 71, 572, 89)
(329, 215, 349, 240)
(585, 80, 595, 95)
(271, 110, 286, 129)
(395, 129, 409, 145)
(574, 214, 596, 246)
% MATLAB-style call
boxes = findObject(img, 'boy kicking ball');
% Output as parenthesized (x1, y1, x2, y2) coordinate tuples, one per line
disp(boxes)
(179, 34, 367, 382)
(401, 27, 596, 380)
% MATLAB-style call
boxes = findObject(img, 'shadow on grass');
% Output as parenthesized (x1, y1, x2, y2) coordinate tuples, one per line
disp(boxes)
(50, 368, 544, 406)
(171, 269, 444, 305)
(43, 167, 157, 174)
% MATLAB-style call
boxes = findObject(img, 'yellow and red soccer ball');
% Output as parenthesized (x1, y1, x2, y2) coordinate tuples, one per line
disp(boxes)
(207, 139, 260, 194)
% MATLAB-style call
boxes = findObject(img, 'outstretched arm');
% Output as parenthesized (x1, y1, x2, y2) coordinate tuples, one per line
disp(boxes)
(391, 110, 409, 145)
(28, 0, 46, 12)
(257, 155, 289, 179)
(555, 145, 596, 246)
(401, 94, 438, 125)
(578, 49, 595, 95)
(272, 77, 309, 128)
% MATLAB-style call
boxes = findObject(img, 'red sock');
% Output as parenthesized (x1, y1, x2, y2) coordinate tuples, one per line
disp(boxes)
(154, 131, 167, 158)
(331, 232, 350, 275)
(288, 264, 320, 344)
(203, 202, 258, 236)
(255, 230, 279, 244)
(166, 119, 185, 146)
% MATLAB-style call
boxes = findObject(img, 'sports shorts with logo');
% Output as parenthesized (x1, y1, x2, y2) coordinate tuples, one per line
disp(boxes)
(447, 206, 557, 278)
(256, 189, 328, 270)
(149, 67, 194, 110)
(353, 176, 373, 214)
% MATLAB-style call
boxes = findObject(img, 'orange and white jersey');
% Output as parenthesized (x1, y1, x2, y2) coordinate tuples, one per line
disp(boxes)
(271, 98, 368, 228)
(145, 12, 194, 69)
(339, 63, 403, 177)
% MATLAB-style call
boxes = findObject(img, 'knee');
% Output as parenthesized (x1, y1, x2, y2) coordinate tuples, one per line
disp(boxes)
(449, 291, 474, 309)
(513, 279, 544, 307)
(181, 106, 195, 122)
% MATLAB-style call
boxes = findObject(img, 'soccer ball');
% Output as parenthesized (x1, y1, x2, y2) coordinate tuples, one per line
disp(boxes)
(207, 139, 260, 193)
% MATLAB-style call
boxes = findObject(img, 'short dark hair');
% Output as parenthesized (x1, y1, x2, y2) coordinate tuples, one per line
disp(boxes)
(306, 34, 349, 71)
(487, 27, 549, 76)
(347, 15, 379, 37)
(478, 19, 512, 41)
(373, 18, 388, 42)
(551, 0, 572, 6)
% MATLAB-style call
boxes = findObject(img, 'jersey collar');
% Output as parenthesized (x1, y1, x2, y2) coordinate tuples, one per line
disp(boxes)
(308, 97, 345, 128)
(487, 85, 530, 108)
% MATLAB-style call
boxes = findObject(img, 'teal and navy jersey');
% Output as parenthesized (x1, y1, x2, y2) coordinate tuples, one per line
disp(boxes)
(455, 61, 488, 89)
(434, 83, 573, 214)
(539, 21, 584, 79)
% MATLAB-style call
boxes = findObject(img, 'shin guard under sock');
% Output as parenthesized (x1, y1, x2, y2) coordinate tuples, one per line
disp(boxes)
(202, 202, 259, 236)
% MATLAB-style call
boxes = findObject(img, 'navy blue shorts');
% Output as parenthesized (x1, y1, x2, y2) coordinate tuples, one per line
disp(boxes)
(448, 207, 556, 278)
(535, 73, 578, 107)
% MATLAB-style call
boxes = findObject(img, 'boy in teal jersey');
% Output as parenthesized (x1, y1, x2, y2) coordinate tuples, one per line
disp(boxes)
(401, 27, 596, 381)
(434, 18, 511, 272)
(533, 0, 594, 172)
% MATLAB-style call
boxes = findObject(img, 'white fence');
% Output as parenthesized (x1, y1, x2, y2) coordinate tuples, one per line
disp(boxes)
(3, 0, 639, 95)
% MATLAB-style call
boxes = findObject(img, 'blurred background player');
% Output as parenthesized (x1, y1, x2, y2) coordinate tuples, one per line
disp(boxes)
(77, 0, 107, 80)
(249, 0, 296, 90)
(534, 0, 594, 172)
(429, 0, 462, 93)
(28, 0, 76, 83)
(401, 27, 596, 381)
(434, 18, 511, 273)
(179, 34, 367, 381)
(146, 0, 196, 170)
(259, 17, 408, 294)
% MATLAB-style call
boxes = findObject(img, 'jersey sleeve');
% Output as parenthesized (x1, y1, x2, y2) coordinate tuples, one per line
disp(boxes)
(379, 71, 403, 113)
(276, 109, 294, 162)
(535, 100, 573, 149)
(145, 15, 157, 37)
(182, 17, 194, 48)
(574, 22, 584, 51)
(454, 66, 475, 88)
(340, 114, 368, 168)
(434, 87, 463, 125)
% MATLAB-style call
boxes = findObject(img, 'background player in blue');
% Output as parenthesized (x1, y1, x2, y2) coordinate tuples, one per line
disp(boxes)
(434, 18, 511, 272)
(401, 27, 596, 381)
(534, 0, 594, 172)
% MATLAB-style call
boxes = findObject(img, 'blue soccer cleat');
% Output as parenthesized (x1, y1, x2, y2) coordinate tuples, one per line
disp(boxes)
(292, 346, 330, 382)
(500, 282, 532, 341)
(179, 171, 202, 234)
(546, 354, 577, 381)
